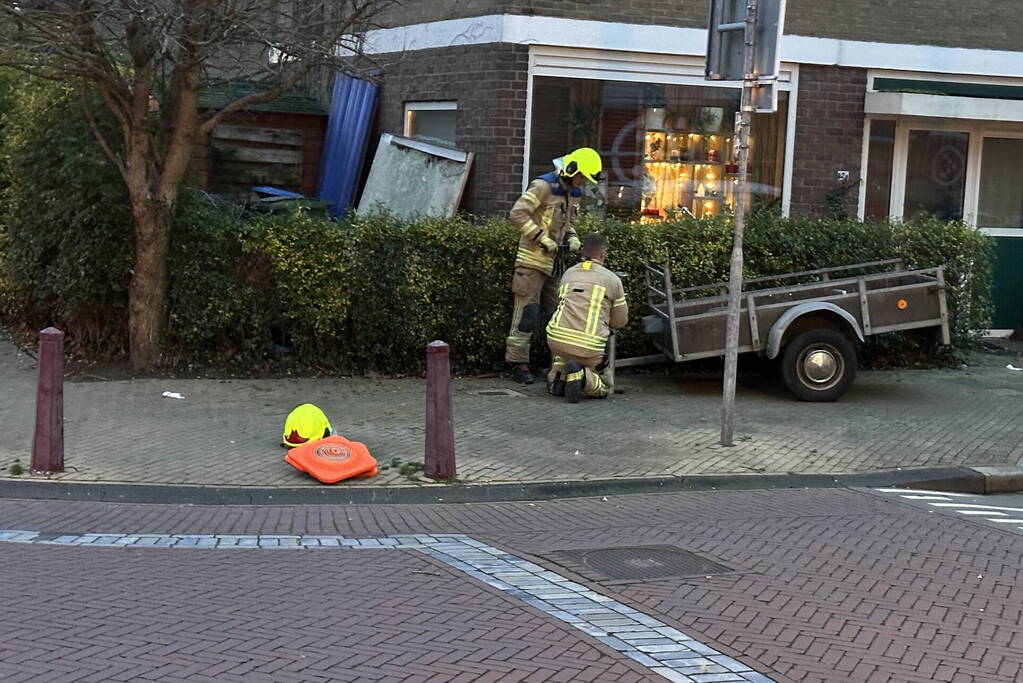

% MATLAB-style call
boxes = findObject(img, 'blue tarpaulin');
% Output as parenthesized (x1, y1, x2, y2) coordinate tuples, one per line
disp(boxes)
(316, 73, 379, 217)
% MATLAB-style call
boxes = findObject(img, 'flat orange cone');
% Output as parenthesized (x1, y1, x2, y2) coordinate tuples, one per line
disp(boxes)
(284, 435, 377, 484)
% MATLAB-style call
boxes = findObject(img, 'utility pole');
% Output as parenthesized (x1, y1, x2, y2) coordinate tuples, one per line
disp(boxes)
(720, 0, 757, 447)
(706, 0, 785, 446)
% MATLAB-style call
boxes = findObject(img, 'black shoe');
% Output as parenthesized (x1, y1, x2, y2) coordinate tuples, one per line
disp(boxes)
(547, 371, 565, 397)
(512, 366, 534, 385)
(564, 361, 584, 404)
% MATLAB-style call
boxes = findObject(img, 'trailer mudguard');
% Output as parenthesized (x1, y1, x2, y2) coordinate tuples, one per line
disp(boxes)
(766, 302, 865, 360)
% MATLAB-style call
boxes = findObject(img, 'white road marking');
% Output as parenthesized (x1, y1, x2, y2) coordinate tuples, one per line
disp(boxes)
(929, 503, 1023, 513)
(956, 510, 1007, 516)
(876, 489, 975, 496)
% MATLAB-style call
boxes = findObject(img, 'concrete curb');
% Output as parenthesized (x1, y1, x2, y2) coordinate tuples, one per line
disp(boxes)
(0, 465, 1018, 505)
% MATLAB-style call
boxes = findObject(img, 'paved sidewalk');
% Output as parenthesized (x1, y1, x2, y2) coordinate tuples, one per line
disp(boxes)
(1, 337, 1021, 488)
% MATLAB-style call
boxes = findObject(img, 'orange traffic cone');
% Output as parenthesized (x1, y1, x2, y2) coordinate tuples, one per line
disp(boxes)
(284, 435, 378, 484)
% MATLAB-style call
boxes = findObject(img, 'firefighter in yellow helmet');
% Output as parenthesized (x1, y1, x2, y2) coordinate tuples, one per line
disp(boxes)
(282, 403, 333, 448)
(546, 233, 628, 402)
(505, 147, 603, 384)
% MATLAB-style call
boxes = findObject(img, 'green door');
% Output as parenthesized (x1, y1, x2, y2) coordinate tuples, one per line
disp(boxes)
(992, 237, 1023, 330)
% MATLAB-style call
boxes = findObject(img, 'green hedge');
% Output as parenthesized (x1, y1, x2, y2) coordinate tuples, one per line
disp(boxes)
(0, 73, 131, 352)
(160, 202, 992, 373)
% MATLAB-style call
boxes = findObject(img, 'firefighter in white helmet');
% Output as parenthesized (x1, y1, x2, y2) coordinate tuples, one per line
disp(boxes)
(505, 147, 603, 384)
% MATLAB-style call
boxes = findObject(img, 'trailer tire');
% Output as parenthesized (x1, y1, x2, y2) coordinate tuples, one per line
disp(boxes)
(780, 329, 856, 402)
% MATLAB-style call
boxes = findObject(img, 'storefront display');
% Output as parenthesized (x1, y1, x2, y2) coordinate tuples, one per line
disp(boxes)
(528, 77, 788, 221)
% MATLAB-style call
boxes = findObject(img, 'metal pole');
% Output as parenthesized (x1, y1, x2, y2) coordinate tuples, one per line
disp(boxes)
(720, 0, 758, 446)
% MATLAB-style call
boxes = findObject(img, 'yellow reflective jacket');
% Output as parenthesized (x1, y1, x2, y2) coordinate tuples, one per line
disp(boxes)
(546, 260, 629, 355)
(509, 172, 581, 275)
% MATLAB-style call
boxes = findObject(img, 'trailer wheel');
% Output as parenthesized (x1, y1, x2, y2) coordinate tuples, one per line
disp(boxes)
(780, 329, 857, 402)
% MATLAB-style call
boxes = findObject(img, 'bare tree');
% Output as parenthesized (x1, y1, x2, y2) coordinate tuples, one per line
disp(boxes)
(0, 0, 394, 369)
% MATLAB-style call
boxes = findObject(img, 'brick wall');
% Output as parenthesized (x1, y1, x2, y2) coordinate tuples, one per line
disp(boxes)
(788, 65, 867, 218)
(371, 43, 530, 215)
(377, 0, 1022, 53)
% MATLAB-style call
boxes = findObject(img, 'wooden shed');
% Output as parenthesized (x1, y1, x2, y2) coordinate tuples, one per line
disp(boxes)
(192, 82, 327, 198)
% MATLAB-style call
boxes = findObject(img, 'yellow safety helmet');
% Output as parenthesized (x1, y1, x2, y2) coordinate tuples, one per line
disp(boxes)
(282, 403, 332, 448)
(560, 147, 603, 183)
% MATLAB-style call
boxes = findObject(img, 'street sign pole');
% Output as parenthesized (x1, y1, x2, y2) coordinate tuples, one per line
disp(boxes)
(707, 0, 784, 446)
(720, 0, 757, 447)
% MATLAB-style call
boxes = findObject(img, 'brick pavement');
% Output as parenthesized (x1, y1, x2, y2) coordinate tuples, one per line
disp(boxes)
(1, 337, 1022, 487)
(1, 489, 1023, 681)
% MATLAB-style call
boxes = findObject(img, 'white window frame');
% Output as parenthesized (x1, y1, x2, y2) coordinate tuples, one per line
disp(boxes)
(524, 46, 799, 217)
(860, 116, 1023, 237)
(859, 71, 1023, 238)
(403, 101, 458, 144)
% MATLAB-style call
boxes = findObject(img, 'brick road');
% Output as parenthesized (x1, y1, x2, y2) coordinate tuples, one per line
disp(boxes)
(1, 337, 1022, 488)
(1, 488, 1022, 681)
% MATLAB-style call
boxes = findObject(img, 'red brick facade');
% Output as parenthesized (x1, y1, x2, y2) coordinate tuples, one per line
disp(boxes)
(371, 44, 529, 215)
(379, 0, 1023, 53)
(789, 65, 868, 217)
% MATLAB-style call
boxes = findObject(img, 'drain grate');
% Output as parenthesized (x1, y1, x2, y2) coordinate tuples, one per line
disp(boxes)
(545, 545, 735, 582)
(469, 388, 524, 397)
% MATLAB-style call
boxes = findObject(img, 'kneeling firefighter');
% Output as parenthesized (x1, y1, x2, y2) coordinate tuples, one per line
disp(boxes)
(505, 147, 603, 385)
(546, 233, 628, 403)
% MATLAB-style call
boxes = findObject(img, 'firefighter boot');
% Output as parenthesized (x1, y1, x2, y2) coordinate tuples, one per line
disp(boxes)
(512, 365, 535, 385)
(564, 360, 584, 404)
(547, 357, 566, 397)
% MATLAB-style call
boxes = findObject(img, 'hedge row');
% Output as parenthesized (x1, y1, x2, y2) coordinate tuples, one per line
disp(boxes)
(160, 200, 992, 373)
(0, 74, 994, 373)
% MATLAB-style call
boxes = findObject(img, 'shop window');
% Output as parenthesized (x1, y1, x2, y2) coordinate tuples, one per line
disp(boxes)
(404, 102, 457, 146)
(864, 120, 895, 219)
(903, 129, 969, 221)
(978, 138, 1023, 229)
(527, 77, 788, 220)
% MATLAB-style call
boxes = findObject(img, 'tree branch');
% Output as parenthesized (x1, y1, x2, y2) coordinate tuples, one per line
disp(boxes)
(78, 86, 128, 182)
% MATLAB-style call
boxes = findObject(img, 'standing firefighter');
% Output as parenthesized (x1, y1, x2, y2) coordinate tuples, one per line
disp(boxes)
(546, 233, 628, 403)
(505, 148, 603, 384)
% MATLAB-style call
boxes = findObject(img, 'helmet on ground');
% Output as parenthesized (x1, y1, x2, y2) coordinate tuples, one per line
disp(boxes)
(560, 147, 603, 183)
(282, 403, 332, 448)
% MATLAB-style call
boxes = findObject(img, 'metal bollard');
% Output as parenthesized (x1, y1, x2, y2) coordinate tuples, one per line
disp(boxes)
(424, 340, 455, 480)
(31, 327, 65, 474)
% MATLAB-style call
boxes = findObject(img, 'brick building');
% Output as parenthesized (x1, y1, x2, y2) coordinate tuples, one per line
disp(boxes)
(361, 1, 1023, 333)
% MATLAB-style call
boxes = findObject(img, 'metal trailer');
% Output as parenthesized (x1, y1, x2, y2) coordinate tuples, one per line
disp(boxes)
(622, 259, 951, 401)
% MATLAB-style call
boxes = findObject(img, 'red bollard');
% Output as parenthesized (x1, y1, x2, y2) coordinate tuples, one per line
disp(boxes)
(425, 340, 455, 480)
(31, 327, 65, 474)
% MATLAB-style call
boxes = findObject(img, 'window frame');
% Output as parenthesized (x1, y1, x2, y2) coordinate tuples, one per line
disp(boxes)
(403, 101, 458, 146)
(523, 46, 799, 217)
(860, 70, 1023, 237)
(859, 116, 1023, 237)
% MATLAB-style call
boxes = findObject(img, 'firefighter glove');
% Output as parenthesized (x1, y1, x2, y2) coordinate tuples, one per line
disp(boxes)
(567, 235, 582, 253)
(539, 235, 558, 253)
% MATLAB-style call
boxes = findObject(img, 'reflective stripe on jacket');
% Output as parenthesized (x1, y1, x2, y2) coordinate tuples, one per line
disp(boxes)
(546, 260, 628, 355)
(509, 172, 581, 275)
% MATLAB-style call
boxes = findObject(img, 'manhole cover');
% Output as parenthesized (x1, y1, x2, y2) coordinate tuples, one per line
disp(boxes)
(546, 545, 734, 582)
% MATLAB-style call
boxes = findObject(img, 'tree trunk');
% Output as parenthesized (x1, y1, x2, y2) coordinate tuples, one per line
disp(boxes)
(127, 195, 171, 372)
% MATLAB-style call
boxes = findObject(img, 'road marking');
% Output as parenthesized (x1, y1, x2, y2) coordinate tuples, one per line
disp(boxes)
(876, 488, 974, 496)
(0, 529, 773, 683)
(876, 490, 1023, 535)
(929, 503, 1023, 513)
